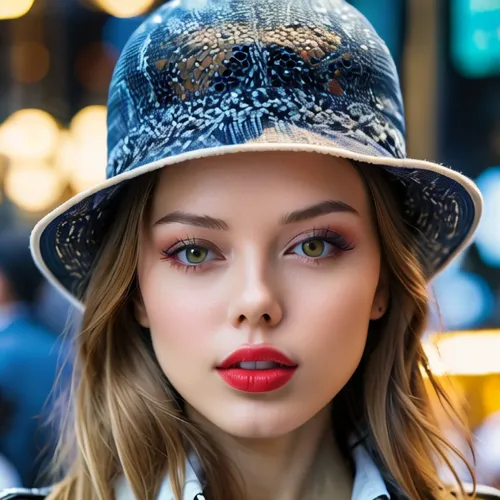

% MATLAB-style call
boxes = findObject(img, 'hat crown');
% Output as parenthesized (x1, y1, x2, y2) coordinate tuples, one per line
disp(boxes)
(106, 0, 406, 179)
(32, 0, 481, 305)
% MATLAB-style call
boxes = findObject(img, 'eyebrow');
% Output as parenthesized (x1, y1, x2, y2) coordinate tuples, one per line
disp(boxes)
(153, 200, 359, 230)
(281, 200, 359, 224)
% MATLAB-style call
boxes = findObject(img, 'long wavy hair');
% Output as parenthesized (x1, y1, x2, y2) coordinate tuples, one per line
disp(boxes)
(47, 158, 476, 500)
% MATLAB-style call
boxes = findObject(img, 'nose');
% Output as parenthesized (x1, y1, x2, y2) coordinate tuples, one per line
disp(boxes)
(227, 256, 283, 329)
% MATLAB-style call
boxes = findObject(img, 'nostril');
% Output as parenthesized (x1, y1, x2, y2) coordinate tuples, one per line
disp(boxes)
(235, 313, 273, 324)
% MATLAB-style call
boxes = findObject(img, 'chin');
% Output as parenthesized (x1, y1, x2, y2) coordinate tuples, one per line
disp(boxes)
(200, 399, 317, 439)
(216, 417, 302, 439)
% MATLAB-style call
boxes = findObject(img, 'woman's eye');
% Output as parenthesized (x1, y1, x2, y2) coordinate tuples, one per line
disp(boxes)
(291, 238, 335, 259)
(176, 246, 214, 265)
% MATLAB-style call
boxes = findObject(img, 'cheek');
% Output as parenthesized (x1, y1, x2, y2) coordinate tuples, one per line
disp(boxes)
(286, 261, 379, 386)
(138, 265, 224, 376)
(295, 287, 371, 362)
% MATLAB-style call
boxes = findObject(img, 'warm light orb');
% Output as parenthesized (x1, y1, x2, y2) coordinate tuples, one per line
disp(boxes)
(0, 0, 35, 19)
(11, 41, 50, 83)
(55, 131, 77, 178)
(4, 162, 64, 212)
(69, 106, 108, 192)
(94, 0, 156, 18)
(70, 105, 107, 140)
(423, 330, 500, 376)
(0, 109, 60, 162)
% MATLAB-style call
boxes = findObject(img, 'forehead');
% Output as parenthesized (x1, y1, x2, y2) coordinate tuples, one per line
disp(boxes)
(150, 151, 371, 217)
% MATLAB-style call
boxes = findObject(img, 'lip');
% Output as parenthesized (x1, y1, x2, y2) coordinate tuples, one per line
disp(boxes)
(217, 345, 298, 369)
(216, 345, 298, 393)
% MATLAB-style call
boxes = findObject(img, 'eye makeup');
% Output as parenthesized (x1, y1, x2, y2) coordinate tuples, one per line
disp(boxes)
(160, 226, 356, 272)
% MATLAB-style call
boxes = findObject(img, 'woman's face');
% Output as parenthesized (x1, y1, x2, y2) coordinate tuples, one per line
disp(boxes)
(136, 151, 387, 438)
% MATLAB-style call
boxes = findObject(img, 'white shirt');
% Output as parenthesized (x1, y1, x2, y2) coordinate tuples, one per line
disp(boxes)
(116, 441, 390, 500)
(0, 454, 21, 490)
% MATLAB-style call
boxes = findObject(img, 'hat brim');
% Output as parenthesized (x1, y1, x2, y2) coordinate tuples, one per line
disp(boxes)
(30, 139, 483, 311)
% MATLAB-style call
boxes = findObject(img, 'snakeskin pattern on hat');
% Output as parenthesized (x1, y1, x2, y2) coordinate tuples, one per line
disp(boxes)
(107, 0, 406, 177)
(33, 0, 480, 302)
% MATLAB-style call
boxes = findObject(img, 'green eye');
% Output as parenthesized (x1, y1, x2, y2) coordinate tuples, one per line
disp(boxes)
(301, 239, 325, 257)
(185, 246, 208, 264)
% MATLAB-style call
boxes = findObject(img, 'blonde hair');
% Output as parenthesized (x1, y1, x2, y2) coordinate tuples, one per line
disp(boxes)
(47, 159, 476, 500)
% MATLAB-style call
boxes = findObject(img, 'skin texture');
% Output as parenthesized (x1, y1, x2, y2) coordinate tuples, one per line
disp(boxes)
(135, 151, 389, 500)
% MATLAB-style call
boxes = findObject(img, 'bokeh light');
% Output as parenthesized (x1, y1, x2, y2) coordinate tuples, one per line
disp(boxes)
(451, 0, 500, 77)
(4, 162, 65, 212)
(482, 377, 500, 418)
(475, 166, 500, 266)
(424, 330, 500, 376)
(54, 131, 77, 179)
(74, 42, 118, 93)
(0, 0, 35, 20)
(69, 106, 107, 192)
(11, 42, 50, 84)
(432, 270, 495, 330)
(0, 109, 60, 162)
(94, 0, 156, 18)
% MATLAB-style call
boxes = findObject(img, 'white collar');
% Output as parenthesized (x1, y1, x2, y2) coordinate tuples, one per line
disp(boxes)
(351, 440, 390, 500)
(115, 442, 390, 500)
(115, 457, 204, 500)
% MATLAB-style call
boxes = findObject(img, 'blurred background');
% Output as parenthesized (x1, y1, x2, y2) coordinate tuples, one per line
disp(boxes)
(0, 0, 498, 491)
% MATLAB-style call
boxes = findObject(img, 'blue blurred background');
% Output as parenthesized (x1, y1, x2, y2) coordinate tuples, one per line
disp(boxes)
(0, 0, 498, 491)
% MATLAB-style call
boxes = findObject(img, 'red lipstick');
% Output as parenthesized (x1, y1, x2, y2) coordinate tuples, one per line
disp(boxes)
(216, 345, 298, 393)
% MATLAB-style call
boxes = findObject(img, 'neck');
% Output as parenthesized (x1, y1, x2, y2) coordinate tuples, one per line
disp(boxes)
(188, 404, 353, 500)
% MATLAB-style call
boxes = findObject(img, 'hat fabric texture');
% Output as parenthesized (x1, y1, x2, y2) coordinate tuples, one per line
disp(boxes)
(31, 0, 482, 309)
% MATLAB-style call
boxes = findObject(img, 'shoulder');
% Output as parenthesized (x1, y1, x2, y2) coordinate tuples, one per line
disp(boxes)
(442, 483, 500, 499)
(0, 319, 54, 349)
(471, 483, 500, 500)
(0, 454, 21, 491)
(0, 488, 51, 500)
(0, 324, 65, 366)
(8, 317, 57, 343)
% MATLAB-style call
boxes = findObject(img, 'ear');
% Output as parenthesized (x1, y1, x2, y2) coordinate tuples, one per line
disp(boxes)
(370, 270, 390, 321)
(133, 291, 150, 328)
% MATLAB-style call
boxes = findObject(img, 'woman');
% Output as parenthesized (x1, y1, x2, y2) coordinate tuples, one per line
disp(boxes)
(3, 0, 498, 498)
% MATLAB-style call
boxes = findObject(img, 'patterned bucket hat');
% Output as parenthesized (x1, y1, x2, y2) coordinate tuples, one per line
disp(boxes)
(31, 0, 482, 309)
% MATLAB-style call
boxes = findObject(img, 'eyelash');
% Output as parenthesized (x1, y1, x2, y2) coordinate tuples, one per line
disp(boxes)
(160, 228, 355, 272)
